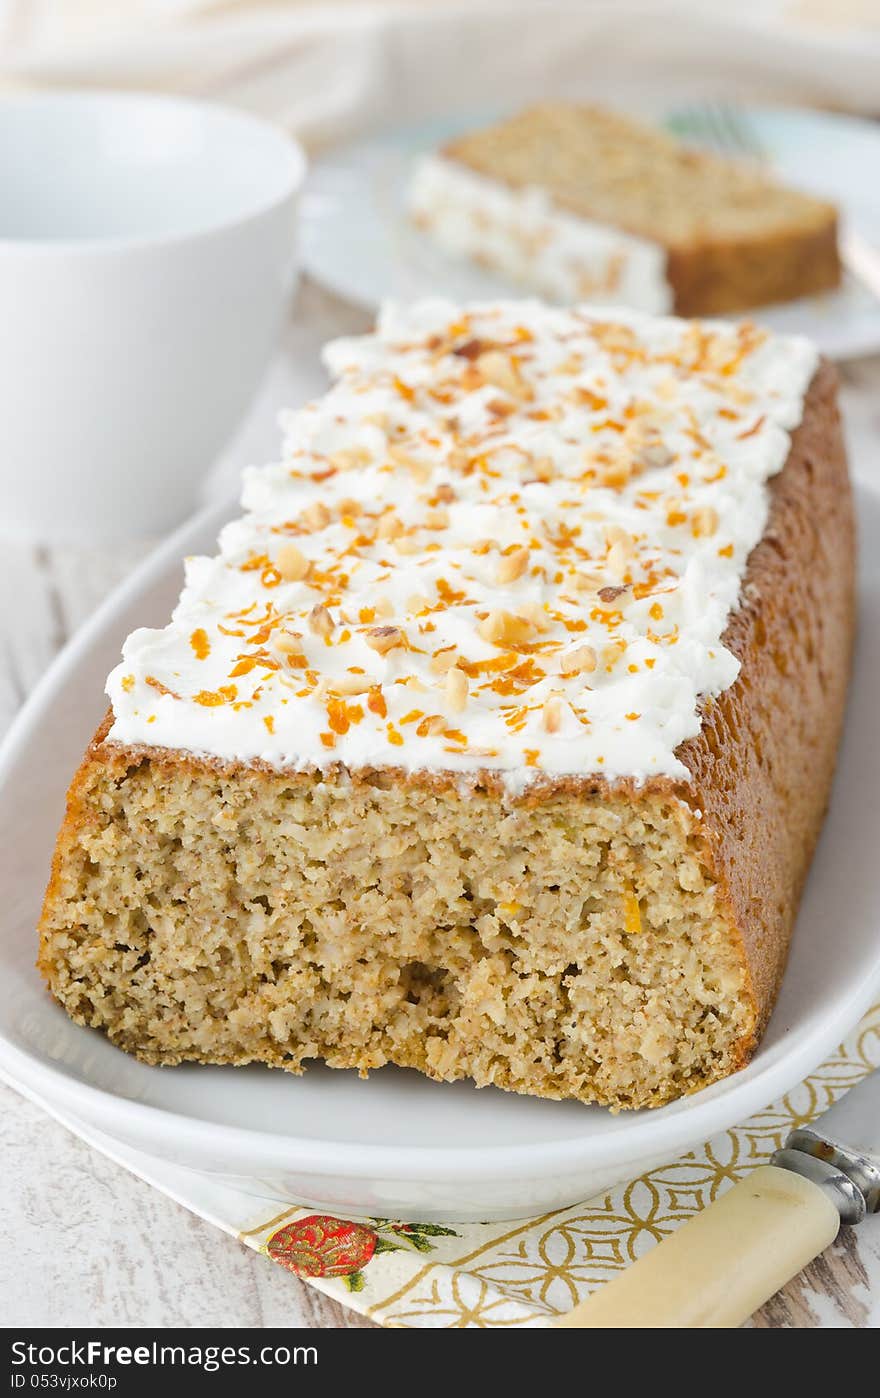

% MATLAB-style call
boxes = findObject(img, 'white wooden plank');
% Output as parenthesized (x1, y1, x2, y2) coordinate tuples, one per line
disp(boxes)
(0, 539, 61, 734)
(0, 1082, 373, 1328)
(44, 540, 154, 639)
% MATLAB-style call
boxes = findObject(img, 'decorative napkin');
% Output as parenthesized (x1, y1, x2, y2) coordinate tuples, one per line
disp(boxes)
(17, 1001, 880, 1328)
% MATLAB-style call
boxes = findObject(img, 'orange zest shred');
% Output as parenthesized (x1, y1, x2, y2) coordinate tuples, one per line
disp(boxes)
(367, 686, 387, 718)
(190, 628, 210, 660)
(193, 685, 238, 707)
(623, 886, 642, 935)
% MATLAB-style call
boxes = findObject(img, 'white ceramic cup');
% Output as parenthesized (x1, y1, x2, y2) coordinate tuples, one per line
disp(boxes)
(0, 91, 306, 541)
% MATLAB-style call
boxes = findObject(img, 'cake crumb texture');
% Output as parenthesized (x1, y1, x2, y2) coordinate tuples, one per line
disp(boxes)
(39, 757, 752, 1109)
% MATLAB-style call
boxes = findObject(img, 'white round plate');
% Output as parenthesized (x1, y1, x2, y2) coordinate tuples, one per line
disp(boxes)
(301, 105, 880, 362)
(1, 487, 879, 1223)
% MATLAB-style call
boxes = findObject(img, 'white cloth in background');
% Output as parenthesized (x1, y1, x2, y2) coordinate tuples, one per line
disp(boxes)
(1, 0, 879, 147)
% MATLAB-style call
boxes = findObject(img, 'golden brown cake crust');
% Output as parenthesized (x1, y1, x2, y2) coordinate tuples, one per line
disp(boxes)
(38, 361, 854, 1103)
(678, 358, 853, 1033)
(666, 221, 841, 318)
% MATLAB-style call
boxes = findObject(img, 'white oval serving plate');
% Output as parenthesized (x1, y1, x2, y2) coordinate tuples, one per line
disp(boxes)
(301, 105, 880, 362)
(1, 487, 879, 1222)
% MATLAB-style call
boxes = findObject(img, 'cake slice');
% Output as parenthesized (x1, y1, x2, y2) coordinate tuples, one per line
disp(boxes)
(408, 105, 840, 315)
(38, 300, 853, 1110)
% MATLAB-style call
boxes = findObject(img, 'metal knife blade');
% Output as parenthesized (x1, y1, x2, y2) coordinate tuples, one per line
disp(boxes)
(777, 1068, 880, 1215)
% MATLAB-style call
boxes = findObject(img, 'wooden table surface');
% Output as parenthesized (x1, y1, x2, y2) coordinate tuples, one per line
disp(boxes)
(3, 284, 880, 1329)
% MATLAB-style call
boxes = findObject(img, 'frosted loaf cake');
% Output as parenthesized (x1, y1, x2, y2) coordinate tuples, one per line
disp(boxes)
(39, 300, 854, 1109)
(409, 105, 841, 315)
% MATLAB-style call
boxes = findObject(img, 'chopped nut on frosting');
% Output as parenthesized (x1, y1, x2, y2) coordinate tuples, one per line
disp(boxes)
(276, 543, 310, 582)
(560, 644, 598, 677)
(366, 626, 406, 655)
(446, 666, 469, 712)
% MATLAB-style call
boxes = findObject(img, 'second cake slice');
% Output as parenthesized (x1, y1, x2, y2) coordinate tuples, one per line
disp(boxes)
(409, 104, 840, 315)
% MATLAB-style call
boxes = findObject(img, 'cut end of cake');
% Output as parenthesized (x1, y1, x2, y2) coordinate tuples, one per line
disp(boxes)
(39, 739, 757, 1111)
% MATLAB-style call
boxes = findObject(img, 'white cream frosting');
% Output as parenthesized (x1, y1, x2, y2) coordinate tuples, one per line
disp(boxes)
(107, 299, 817, 793)
(408, 155, 673, 314)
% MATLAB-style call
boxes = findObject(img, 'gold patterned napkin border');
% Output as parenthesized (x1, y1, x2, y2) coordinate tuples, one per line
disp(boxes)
(237, 1001, 880, 1328)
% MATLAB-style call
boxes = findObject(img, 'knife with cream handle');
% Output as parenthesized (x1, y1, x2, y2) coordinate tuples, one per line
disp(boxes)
(555, 1071, 880, 1328)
